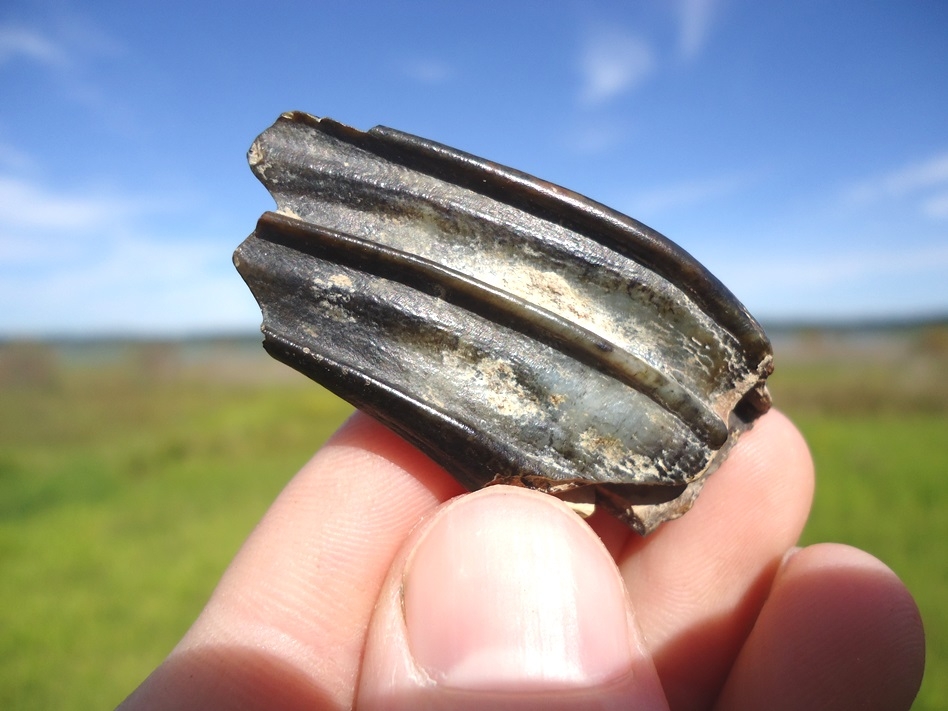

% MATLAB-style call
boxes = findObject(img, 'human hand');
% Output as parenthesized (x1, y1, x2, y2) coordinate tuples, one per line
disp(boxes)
(118, 410, 924, 710)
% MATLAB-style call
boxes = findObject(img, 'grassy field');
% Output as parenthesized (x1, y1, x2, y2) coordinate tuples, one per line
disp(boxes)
(1, 329, 946, 709)
(770, 326, 948, 710)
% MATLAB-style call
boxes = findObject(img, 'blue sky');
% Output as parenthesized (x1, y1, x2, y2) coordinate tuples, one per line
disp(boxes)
(2, 0, 947, 336)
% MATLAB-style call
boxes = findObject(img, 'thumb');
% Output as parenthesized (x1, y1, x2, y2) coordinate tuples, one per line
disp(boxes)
(356, 485, 668, 710)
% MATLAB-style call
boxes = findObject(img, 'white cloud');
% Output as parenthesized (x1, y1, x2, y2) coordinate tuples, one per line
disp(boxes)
(0, 141, 35, 172)
(879, 151, 948, 195)
(401, 58, 453, 84)
(676, 0, 718, 60)
(844, 149, 948, 219)
(0, 226, 83, 265)
(625, 173, 750, 215)
(802, 244, 948, 285)
(0, 170, 250, 335)
(578, 27, 655, 106)
(0, 25, 69, 67)
(575, 3, 719, 107)
(726, 243, 948, 290)
(0, 175, 151, 232)
(0, 16, 121, 69)
(0, 171, 190, 284)
(563, 119, 629, 155)
(0, 232, 251, 336)
(54, 15, 124, 59)
(0, 18, 127, 123)
(709, 241, 948, 320)
(923, 190, 948, 219)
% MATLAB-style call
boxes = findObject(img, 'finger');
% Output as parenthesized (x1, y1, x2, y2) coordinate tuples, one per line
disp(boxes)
(618, 409, 815, 710)
(357, 485, 669, 710)
(119, 412, 464, 711)
(715, 543, 925, 711)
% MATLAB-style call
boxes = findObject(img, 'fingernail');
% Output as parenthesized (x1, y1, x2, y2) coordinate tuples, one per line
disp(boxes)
(781, 546, 803, 568)
(402, 486, 635, 691)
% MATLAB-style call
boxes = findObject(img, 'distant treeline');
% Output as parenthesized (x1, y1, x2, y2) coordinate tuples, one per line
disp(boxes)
(761, 313, 948, 335)
(2, 312, 947, 347)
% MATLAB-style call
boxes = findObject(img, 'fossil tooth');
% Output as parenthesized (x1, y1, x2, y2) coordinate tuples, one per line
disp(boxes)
(234, 111, 773, 534)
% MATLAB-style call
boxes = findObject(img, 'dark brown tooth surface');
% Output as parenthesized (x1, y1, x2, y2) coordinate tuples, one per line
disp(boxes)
(234, 111, 773, 534)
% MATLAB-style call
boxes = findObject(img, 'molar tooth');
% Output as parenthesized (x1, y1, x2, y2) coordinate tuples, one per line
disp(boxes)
(234, 111, 773, 534)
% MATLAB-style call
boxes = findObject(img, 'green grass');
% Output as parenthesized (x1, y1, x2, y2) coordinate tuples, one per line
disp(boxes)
(794, 413, 947, 710)
(0, 344, 353, 709)
(768, 330, 948, 711)
(1, 334, 945, 709)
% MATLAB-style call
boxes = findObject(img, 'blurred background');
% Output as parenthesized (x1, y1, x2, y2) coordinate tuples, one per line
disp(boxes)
(1, 1, 946, 708)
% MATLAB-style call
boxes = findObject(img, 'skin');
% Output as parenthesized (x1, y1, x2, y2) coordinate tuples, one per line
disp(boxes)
(118, 409, 925, 710)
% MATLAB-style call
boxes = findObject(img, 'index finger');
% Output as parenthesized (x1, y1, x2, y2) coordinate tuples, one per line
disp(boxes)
(618, 409, 815, 711)
(119, 412, 464, 711)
